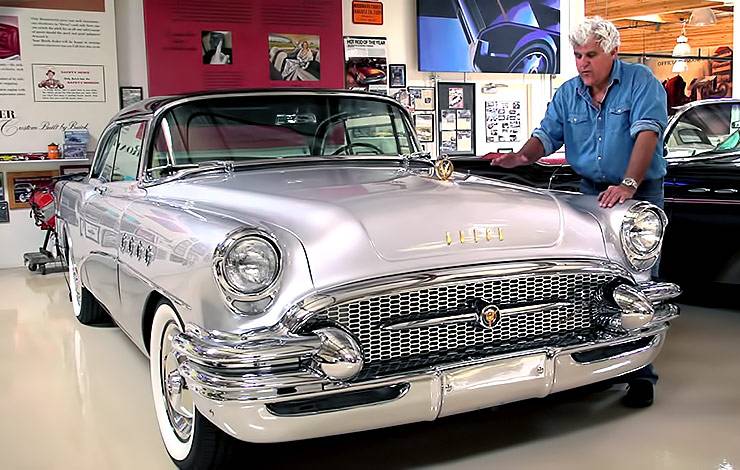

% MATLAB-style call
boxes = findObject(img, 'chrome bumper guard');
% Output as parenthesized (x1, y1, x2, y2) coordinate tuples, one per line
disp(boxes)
(172, 281, 680, 443)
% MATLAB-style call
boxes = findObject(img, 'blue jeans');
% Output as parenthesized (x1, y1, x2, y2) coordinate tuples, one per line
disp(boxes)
(579, 177, 663, 386)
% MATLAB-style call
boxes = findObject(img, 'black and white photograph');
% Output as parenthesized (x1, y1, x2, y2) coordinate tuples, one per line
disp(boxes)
(413, 113, 434, 142)
(202, 30, 233, 65)
(119, 86, 143, 108)
(388, 64, 406, 88)
(456, 109, 472, 130)
(440, 130, 457, 152)
(440, 110, 456, 130)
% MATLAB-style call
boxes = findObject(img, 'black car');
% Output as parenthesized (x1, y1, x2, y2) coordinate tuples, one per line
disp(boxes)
(453, 98, 740, 295)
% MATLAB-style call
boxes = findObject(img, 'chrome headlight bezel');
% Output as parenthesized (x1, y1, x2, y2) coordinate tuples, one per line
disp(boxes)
(620, 201, 668, 272)
(213, 229, 282, 302)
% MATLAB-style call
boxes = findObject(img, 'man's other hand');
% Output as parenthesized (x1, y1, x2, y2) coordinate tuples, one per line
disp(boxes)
(598, 184, 637, 208)
(481, 152, 530, 168)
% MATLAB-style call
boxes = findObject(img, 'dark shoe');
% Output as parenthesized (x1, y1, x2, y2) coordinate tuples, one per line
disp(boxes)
(621, 379, 654, 408)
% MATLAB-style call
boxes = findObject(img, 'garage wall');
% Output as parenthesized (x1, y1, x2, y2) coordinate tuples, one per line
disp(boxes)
(342, 0, 584, 157)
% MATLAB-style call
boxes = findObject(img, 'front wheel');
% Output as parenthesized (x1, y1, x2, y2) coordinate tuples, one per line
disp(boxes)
(66, 236, 110, 325)
(149, 301, 235, 469)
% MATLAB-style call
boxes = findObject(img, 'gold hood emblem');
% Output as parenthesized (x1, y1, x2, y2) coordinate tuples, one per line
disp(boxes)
(434, 158, 454, 181)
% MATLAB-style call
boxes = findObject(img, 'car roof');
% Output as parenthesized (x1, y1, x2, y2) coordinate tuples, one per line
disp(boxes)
(111, 88, 399, 123)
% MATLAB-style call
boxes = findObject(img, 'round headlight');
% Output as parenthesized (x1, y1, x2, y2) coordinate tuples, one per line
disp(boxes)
(221, 236, 280, 296)
(620, 203, 667, 271)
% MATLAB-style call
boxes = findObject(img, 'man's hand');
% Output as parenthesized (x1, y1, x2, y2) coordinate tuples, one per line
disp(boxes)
(481, 152, 530, 168)
(598, 184, 637, 208)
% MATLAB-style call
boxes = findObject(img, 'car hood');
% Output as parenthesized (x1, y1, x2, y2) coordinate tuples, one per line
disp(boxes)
(149, 164, 607, 289)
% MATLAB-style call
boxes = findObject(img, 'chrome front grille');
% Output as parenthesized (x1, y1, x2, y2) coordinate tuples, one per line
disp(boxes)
(314, 271, 615, 377)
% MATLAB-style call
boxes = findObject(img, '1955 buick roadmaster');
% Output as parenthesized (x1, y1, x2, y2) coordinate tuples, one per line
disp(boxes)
(56, 90, 681, 469)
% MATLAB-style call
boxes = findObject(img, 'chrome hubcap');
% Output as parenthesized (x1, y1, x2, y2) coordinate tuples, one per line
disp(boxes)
(161, 323, 194, 442)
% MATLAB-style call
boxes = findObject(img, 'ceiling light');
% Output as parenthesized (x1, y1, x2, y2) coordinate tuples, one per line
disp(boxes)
(672, 23, 692, 57)
(672, 60, 688, 73)
(688, 8, 717, 26)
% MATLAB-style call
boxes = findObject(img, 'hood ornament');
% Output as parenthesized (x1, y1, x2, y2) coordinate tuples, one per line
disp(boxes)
(434, 157, 454, 181)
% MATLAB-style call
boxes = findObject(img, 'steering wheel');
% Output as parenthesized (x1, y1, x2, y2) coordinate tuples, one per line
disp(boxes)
(330, 142, 383, 156)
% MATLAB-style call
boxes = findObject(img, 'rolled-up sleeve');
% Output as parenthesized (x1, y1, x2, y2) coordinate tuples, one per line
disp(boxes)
(532, 88, 565, 156)
(629, 68, 668, 138)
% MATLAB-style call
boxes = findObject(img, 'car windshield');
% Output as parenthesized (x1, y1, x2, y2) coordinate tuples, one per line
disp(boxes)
(666, 102, 740, 158)
(149, 95, 416, 173)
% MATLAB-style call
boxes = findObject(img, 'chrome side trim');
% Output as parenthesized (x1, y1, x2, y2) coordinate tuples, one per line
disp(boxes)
(665, 197, 740, 205)
(172, 324, 320, 369)
(381, 301, 573, 331)
(282, 259, 634, 332)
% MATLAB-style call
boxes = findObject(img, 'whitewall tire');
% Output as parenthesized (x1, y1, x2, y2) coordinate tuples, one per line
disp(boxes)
(149, 300, 233, 469)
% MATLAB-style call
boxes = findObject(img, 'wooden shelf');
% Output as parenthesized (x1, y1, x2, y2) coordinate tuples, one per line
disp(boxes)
(0, 159, 89, 164)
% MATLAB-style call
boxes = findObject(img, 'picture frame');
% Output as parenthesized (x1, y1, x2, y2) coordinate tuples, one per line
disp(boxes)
(408, 86, 435, 111)
(7, 170, 59, 210)
(413, 113, 435, 142)
(119, 86, 144, 109)
(60, 164, 91, 177)
(389, 64, 406, 88)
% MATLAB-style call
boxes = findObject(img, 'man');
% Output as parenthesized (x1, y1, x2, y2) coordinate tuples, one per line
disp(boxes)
(482, 17, 667, 407)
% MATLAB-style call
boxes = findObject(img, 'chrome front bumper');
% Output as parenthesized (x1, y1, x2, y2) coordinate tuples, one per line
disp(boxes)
(172, 282, 680, 443)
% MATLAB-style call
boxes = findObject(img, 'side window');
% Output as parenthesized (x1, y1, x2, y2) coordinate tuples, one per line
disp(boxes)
(112, 122, 146, 182)
(91, 127, 120, 182)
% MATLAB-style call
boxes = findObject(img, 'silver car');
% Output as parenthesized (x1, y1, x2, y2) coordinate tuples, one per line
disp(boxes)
(56, 90, 680, 469)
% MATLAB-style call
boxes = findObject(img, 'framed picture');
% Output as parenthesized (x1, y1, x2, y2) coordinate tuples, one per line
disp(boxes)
(389, 64, 406, 88)
(60, 164, 91, 176)
(408, 86, 435, 111)
(119, 86, 143, 109)
(7, 170, 59, 210)
(413, 113, 435, 142)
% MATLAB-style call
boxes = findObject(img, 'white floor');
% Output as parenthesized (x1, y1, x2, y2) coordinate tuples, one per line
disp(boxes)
(1, 266, 739, 470)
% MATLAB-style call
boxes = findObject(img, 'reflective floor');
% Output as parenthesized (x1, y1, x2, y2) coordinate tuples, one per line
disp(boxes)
(1, 267, 739, 469)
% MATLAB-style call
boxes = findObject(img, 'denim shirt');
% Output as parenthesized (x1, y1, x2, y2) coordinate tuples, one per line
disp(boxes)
(532, 60, 668, 183)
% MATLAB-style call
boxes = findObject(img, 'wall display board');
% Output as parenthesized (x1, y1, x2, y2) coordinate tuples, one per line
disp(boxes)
(417, 0, 560, 74)
(143, 0, 343, 95)
(437, 82, 475, 156)
(476, 83, 529, 155)
(0, 0, 119, 153)
(344, 36, 388, 94)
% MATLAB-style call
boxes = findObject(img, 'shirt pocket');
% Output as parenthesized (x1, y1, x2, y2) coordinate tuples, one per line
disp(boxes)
(566, 113, 591, 142)
(608, 105, 631, 133)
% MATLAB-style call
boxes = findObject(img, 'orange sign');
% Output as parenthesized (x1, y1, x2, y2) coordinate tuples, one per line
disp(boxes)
(352, 1, 383, 25)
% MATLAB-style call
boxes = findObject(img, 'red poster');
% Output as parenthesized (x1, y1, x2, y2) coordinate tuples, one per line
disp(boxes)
(143, 0, 344, 96)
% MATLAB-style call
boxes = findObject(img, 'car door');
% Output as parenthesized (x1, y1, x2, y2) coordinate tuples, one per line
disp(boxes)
(79, 121, 147, 315)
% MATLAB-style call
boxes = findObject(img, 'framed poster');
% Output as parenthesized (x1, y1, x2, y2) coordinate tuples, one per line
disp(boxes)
(413, 113, 434, 142)
(408, 87, 435, 111)
(389, 64, 406, 88)
(7, 170, 59, 210)
(120, 86, 143, 109)
(437, 82, 476, 156)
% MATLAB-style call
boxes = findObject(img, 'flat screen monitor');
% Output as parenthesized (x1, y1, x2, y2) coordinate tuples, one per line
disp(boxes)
(417, 0, 560, 74)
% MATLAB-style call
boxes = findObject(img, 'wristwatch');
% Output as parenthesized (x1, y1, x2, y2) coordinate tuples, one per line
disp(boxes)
(621, 177, 639, 190)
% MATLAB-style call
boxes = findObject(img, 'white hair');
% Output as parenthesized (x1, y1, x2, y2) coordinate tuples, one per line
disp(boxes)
(569, 16, 620, 53)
